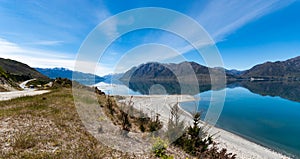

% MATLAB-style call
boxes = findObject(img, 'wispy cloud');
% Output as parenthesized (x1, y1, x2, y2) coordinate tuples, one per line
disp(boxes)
(0, 38, 74, 69)
(112, 43, 183, 73)
(0, 1, 113, 50)
(0, 1, 296, 76)
(156, 0, 295, 56)
(25, 40, 64, 46)
(0, 1, 115, 75)
(74, 60, 110, 76)
(100, 18, 119, 41)
(195, 0, 295, 42)
(0, 37, 116, 75)
(93, 1, 295, 74)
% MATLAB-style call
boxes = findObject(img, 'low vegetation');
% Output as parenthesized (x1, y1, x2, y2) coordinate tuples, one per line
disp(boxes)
(0, 78, 236, 158)
(173, 113, 236, 159)
(0, 66, 22, 91)
(96, 90, 162, 134)
(98, 92, 236, 158)
(0, 58, 49, 82)
(152, 137, 172, 159)
(0, 87, 134, 158)
(167, 104, 236, 159)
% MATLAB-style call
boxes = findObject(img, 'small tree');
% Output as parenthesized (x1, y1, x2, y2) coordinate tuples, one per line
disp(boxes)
(120, 110, 131, 137)
(174, 112, 212, 155)
(149, 113, 162, 136)
(167, 102, 185, 142)
(106, 95, 114, 115)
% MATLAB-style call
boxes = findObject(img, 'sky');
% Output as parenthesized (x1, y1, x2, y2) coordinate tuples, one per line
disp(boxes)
(0, 0, 299, 76)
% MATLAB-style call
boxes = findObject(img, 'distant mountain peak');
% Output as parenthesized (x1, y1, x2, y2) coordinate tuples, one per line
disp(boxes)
(120, 61, 225, 82)
(120, 56, 300, 83)
(35, 67, 104, 85)
(241, 56, 300, 79)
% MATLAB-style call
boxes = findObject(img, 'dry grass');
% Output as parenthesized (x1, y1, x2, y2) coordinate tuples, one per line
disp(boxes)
(97, 94, 162, 133)
(0, 88, 138, 158)
(0, 87, 193, 158)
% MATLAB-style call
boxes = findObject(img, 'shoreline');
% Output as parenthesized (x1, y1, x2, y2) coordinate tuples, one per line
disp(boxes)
(211, 125, 295, 159)
(207, 123, 291, 159)
(179, 101, 294, 158)
(121, 94, 290, 159)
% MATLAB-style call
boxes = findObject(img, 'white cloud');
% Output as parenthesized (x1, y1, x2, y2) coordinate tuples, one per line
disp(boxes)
(94, 2, 295, 73)
(95, 63, 116, 76)
(98, 14, 135, 41)
(177, 40, 214, 55)
(94, 7, 111, 23)
(111, 43, 188, 73)
(0, 37, 74, 69)
(0, 2, 118, 76)
(196, 0, 295, 42)
(0, 38, 115, 76)
(25, 40, 64, 46)
(1, 1, 295, 76)
(154, 0, 294, 56)
(100, 18, 119, 41)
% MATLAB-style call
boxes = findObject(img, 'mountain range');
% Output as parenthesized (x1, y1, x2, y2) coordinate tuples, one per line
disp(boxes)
(120, 56, 300, 82)
(102, 73, 124, 84)
(35, 68, 104, 85)
(241, 56, 300, 80)
(1, 56, 299, 91)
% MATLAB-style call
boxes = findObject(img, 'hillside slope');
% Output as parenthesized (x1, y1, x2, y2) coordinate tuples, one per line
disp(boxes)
(120, 56, 300, 83)
(0, 58, 49, 82)
(0, 58, 51, 91)
(241, 56, 300, 80)
(0, 67, 20, 91)
(120, 62, 227, 83)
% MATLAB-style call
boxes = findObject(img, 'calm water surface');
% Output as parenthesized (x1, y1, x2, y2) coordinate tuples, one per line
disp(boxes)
(181, 87, 300, 158)
(96, 82, 300, 158)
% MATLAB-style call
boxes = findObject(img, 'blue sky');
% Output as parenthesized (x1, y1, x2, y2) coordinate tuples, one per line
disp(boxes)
(0, 0, 299, 75)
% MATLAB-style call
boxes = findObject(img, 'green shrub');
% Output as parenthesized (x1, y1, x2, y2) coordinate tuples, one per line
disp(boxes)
(152, 137, 169, 158)
(173, 112, 236, 158)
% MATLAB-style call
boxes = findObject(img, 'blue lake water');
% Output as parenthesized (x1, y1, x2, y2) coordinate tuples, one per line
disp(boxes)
(181, 87, 300, 158)
(96, 82, 300, 158)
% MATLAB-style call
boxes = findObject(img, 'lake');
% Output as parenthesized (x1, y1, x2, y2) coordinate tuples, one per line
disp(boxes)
(96, 81, 300, 158)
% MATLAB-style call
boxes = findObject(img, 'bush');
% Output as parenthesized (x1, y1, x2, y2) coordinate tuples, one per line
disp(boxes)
(167, 103, 185, 142)
(140, 124, 145, 132)
(152, 137, 169, 158)
(52, 78, 72, 89)
(120, 110, 131, 136)
(172, 112, 236, 159)
(173, 112, 213, 155)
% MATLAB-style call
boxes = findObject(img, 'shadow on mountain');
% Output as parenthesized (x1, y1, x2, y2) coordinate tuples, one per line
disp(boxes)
(121, 80, 227, 95)
(122, 80, 300, 103)
(239, 81, 300, 102)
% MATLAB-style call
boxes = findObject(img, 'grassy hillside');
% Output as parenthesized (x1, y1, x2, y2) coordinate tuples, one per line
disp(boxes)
(0, 58, 49, 82)
(0, 87, 193, 158)
(0, 84, 236, 158)
(0, 88, 135, 158)
(241, 56, 300, 80)
(0, 66, 21, 91)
